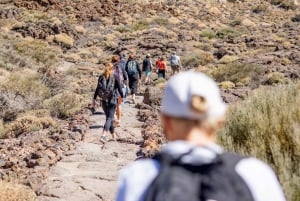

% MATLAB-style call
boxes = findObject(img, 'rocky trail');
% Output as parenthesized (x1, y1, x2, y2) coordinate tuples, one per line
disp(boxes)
(37, 96, 144, 201)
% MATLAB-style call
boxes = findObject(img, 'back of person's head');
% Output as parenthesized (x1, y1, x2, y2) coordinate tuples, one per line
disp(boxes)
(161, 71, 227, 138)
(103, 63, 114, 79)
(120, 53, 126, 59)
(160, 57, 164, 61)
(172, 51, 176, 55)
(112, 55, 120, 63)
(129, 54, 135, 60)
(146, 53, 150, 58)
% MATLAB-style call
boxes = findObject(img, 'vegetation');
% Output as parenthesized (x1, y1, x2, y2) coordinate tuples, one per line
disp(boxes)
(210, 62, 264, 87)
(43, 92, 83, 118)
(199, 28, 216, 39)
(182, 51, 215, 68)
(5, 114, 55, 138)
(218, 82, 300, 201)
(0, 181, 36, 201)
(270, 0, 297, 10)
(216, 27, 242, 40)
(131, 20, 149, 31)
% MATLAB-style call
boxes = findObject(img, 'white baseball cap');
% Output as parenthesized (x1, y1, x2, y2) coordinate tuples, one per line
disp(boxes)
(161, 71, 227, 120)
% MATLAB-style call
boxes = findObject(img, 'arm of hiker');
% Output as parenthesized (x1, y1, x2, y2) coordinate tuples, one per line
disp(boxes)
(122, 65, 128, 82)
(116, 78, 124, 98)
(93, 76, 101, 104)
(137, 61, 142, 78)
(236, 158, 286, 201)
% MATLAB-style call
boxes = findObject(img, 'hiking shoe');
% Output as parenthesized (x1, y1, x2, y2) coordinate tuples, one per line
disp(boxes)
(100, 135, 107, 143)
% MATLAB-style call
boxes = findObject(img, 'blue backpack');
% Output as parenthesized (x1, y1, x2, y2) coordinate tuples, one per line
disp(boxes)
(170, 55, 179, 66)
(127, 60, 138, 76)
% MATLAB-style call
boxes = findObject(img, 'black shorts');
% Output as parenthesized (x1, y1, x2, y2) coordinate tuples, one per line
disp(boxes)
(171, 65, 180, 71)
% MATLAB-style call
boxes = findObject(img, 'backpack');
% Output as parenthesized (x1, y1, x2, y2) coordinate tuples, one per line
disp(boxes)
(96, 75, 115, 101)
(143, 58, 151, 71)
(170, 55, 179, 66)
(127, 60, 138, 76)
(145, 151, 254, 201)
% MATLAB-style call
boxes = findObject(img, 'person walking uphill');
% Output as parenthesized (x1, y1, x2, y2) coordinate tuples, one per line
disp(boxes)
(116, 72, 286, 201)
(169, 51, 181, 75)
(142, 54, 152, 85)
(156, 57, 167, 79)
(112, 55, 128, 125)
(125, 54, 141, 104)
(92, 63, 124, 142)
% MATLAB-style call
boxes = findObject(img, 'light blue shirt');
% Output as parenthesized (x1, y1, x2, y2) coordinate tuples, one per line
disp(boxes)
(116, 141, 286, 201)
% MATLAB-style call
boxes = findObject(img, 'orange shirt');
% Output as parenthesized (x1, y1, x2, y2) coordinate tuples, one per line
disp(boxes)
(156, 60, 166, 70)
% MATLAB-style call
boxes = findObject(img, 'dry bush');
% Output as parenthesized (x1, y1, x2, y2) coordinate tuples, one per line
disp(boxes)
(0, 70, 50, 122)
(0, 181, 36, 201)
(270, 0, 298, 10)
(264, 72, 286, 85)
(210, 62, 264, 87)
(218, 82, 300, 201)
(4, 114, 56, 138)
(43, 92, 83, 118)
(15, 38, 59, 68)
(2, 70, 50, 107)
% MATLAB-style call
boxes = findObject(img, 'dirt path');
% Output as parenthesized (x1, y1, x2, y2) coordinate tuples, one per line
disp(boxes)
(37, 97, 144, 201)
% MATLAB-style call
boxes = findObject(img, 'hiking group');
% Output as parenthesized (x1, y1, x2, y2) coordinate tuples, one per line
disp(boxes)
(92, 53, 286, 201)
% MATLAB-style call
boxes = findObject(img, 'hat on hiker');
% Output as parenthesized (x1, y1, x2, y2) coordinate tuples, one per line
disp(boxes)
(161, 71, 227, 121)
(146, 53, 151, 57)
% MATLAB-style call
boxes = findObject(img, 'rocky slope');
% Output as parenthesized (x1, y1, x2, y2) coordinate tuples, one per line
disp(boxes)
(0, 0, 299, 199)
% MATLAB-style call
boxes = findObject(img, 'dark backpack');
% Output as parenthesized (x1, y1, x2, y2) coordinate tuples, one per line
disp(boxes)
(145, 151, 254, 201)
(97, 75, 115, 101)
(143, 58, 151, 71)
(127, 60, 138, 76)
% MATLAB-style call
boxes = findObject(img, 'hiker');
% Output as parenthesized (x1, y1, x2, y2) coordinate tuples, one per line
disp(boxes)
(92, 63, 124, 142)
(119, 53, 128, 97)
(116, 72, 286, 201)
(156, 57, 167, 79)
(112, 55, 128, 125)
(125, 54, 142, 104)
(169, 51, 181, 75)
(142, 53, 152, 85)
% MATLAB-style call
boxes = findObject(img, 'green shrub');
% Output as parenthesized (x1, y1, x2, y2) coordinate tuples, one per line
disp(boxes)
(210, 62, 264, 86)
(183, 51, 215, 68)
(216, 28, 242, 40)
(43, 92, 83, 118)
(15, 39, 59, 68)
(218, 82, 300, 201)
(199, 28, 216, 39)
(131, 20, 149, 31)
(152, 17, 169, 26)
(115, 25, 131, 33)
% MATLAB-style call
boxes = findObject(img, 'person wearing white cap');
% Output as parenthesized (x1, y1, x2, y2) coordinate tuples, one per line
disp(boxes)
(116, 72, 286, 201)
(142, 53, 153, 85)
